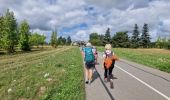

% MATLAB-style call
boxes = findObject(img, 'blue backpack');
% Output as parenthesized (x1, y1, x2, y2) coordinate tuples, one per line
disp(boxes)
(84, 47, 95, 62)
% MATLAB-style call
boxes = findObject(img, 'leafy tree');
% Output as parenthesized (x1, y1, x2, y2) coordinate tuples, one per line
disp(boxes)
(61, 37, 66, 45)
(50, 30, 58, 48)
(18, 20, 30, 51)
(29, 32, 46, 48)
(39, 34, 46, 47)
(156, 36, 163, 48)
(29, 32, 39, 47)
(131, 24, 140, 48)
(66, 36, 72, 45)
(104, 28, 111, 44)
(57, 36, 62, 45)
(162, 38, 168, 48)
(57, 36, 66, 46)
(112, 31, 130, 48)
(99, 34, 105, 46)
(155, 36, 170, 49)
(1, 9, 18, 53)
(89, 33, 100, 46)
(0, 15, 3, 49)
(150, 42, 156, 48)
(140, 23, 150, 48)
(168, 38, 170, 49)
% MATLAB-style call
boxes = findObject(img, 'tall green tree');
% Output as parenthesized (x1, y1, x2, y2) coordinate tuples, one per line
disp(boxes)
(104, 28, 111, 44)
(89, 33, 100, 46)
(50, 30, 57, 48)
(156, 36, 163, 48)
(39, 34, 46, 47)
(112, 31, 130, 48)
(168, 38, 170, 49)
(140, 23, 150, 48)
(29, 32, 39, 47)
(62, 37, 66, 45)
(58, 36, 62, 45)
(29, 32, 46, 48)
(131, 24, 140, 48)
(18, 20, 30, 51)
(99, 34, 105, 46)
(162, 37, 168, 48)
(66, 36, 72, 45)
(0, 15, 3, 48)
(1, 9, 18, 53)
(58, 36, 66, 46)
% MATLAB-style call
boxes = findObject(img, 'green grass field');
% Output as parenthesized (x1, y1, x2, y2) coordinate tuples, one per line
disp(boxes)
(0, 46, 85, 100)
(97, 47, 170, 73)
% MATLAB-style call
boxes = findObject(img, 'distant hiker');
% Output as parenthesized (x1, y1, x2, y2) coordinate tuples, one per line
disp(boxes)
(103, 44, 118, 88)
(82, 42, 95, 84)
(92, 46, 98, 64)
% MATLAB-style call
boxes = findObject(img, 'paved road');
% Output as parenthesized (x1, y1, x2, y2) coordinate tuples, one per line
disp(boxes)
(84, 52, 170, 100)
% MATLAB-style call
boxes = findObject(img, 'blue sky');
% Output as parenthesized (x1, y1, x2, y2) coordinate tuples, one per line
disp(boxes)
(0, 0, 170, 42)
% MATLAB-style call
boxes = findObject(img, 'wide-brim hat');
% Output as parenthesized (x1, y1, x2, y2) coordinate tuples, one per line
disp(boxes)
(86, 42, 92, 47)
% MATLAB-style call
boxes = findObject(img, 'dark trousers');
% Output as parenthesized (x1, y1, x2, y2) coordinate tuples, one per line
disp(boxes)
(104, 60, 115, 78)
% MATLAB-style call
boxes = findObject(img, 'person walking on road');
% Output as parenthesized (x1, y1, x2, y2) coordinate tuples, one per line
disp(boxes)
(103, 44, 118, 88)
(82, 42, 95, 84)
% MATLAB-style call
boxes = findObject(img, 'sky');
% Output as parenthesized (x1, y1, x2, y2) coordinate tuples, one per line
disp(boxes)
(0, 0, 170, 42)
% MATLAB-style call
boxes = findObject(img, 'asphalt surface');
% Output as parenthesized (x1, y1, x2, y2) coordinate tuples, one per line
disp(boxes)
(84, 52, 170, 100)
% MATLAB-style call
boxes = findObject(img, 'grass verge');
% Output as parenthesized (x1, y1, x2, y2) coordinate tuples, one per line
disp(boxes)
(97, 47, 170, 73)
(0, 47, 85, 100)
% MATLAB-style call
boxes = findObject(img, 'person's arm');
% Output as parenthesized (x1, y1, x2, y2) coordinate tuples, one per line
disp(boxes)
(82, 51, 85, 58)
(112, 51, 119, 61)
(81, 48, 85, 58)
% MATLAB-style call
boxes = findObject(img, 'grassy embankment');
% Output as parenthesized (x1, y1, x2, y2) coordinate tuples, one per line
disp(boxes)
(97, 47, 170, 73)
(0, 46, 85, 100)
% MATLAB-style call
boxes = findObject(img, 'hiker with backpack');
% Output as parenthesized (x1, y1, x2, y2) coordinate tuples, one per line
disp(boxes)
(103, 44, 118, 88)
(82, 42, 95, 84)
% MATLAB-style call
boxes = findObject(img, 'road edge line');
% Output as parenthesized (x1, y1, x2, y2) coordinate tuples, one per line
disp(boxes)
(115, 65, 170, 100)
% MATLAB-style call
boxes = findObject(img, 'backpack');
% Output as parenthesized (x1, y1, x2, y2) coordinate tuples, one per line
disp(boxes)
(104, 51, 114, 69)
(84, 47, 95, 62)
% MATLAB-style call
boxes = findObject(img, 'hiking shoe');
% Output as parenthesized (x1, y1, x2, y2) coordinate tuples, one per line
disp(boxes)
(88, 79, 92, 84)
(85, 80, 89, 84)
(110, 74, 114, 79)
(104, 78, 107, 83)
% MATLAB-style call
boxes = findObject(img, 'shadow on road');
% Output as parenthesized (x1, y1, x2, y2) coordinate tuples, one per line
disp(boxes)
(92, 69, 99, 83)
(112, 74, 118, 80)
(94, 67, 115, 100)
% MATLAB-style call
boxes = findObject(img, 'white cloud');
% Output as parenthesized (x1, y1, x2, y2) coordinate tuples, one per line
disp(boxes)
(72, 30, 88, 41)
(65, 10, 87, 19)
(85, 0, 151, 10)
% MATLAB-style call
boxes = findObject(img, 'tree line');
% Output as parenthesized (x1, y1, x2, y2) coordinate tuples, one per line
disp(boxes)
(0, 9, 47, 53)
(50, 30, 72, 48)
(89, 24, 170, 49)
(0, 9, 72, 53)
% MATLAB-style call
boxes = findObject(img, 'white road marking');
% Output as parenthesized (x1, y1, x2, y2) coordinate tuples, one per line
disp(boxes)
(115, 65, 170, 100)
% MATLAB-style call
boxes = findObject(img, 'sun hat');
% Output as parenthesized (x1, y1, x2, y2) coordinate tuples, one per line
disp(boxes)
(86, 42, 92, 47)
(105, 44, 112, 50)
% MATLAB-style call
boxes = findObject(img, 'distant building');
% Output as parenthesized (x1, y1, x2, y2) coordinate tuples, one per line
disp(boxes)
(71, 41, 86, 46)
(71, 42, 78, 46)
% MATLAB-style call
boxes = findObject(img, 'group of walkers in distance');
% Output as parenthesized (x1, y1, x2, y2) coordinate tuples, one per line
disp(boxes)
(81, 42, 119, 88)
